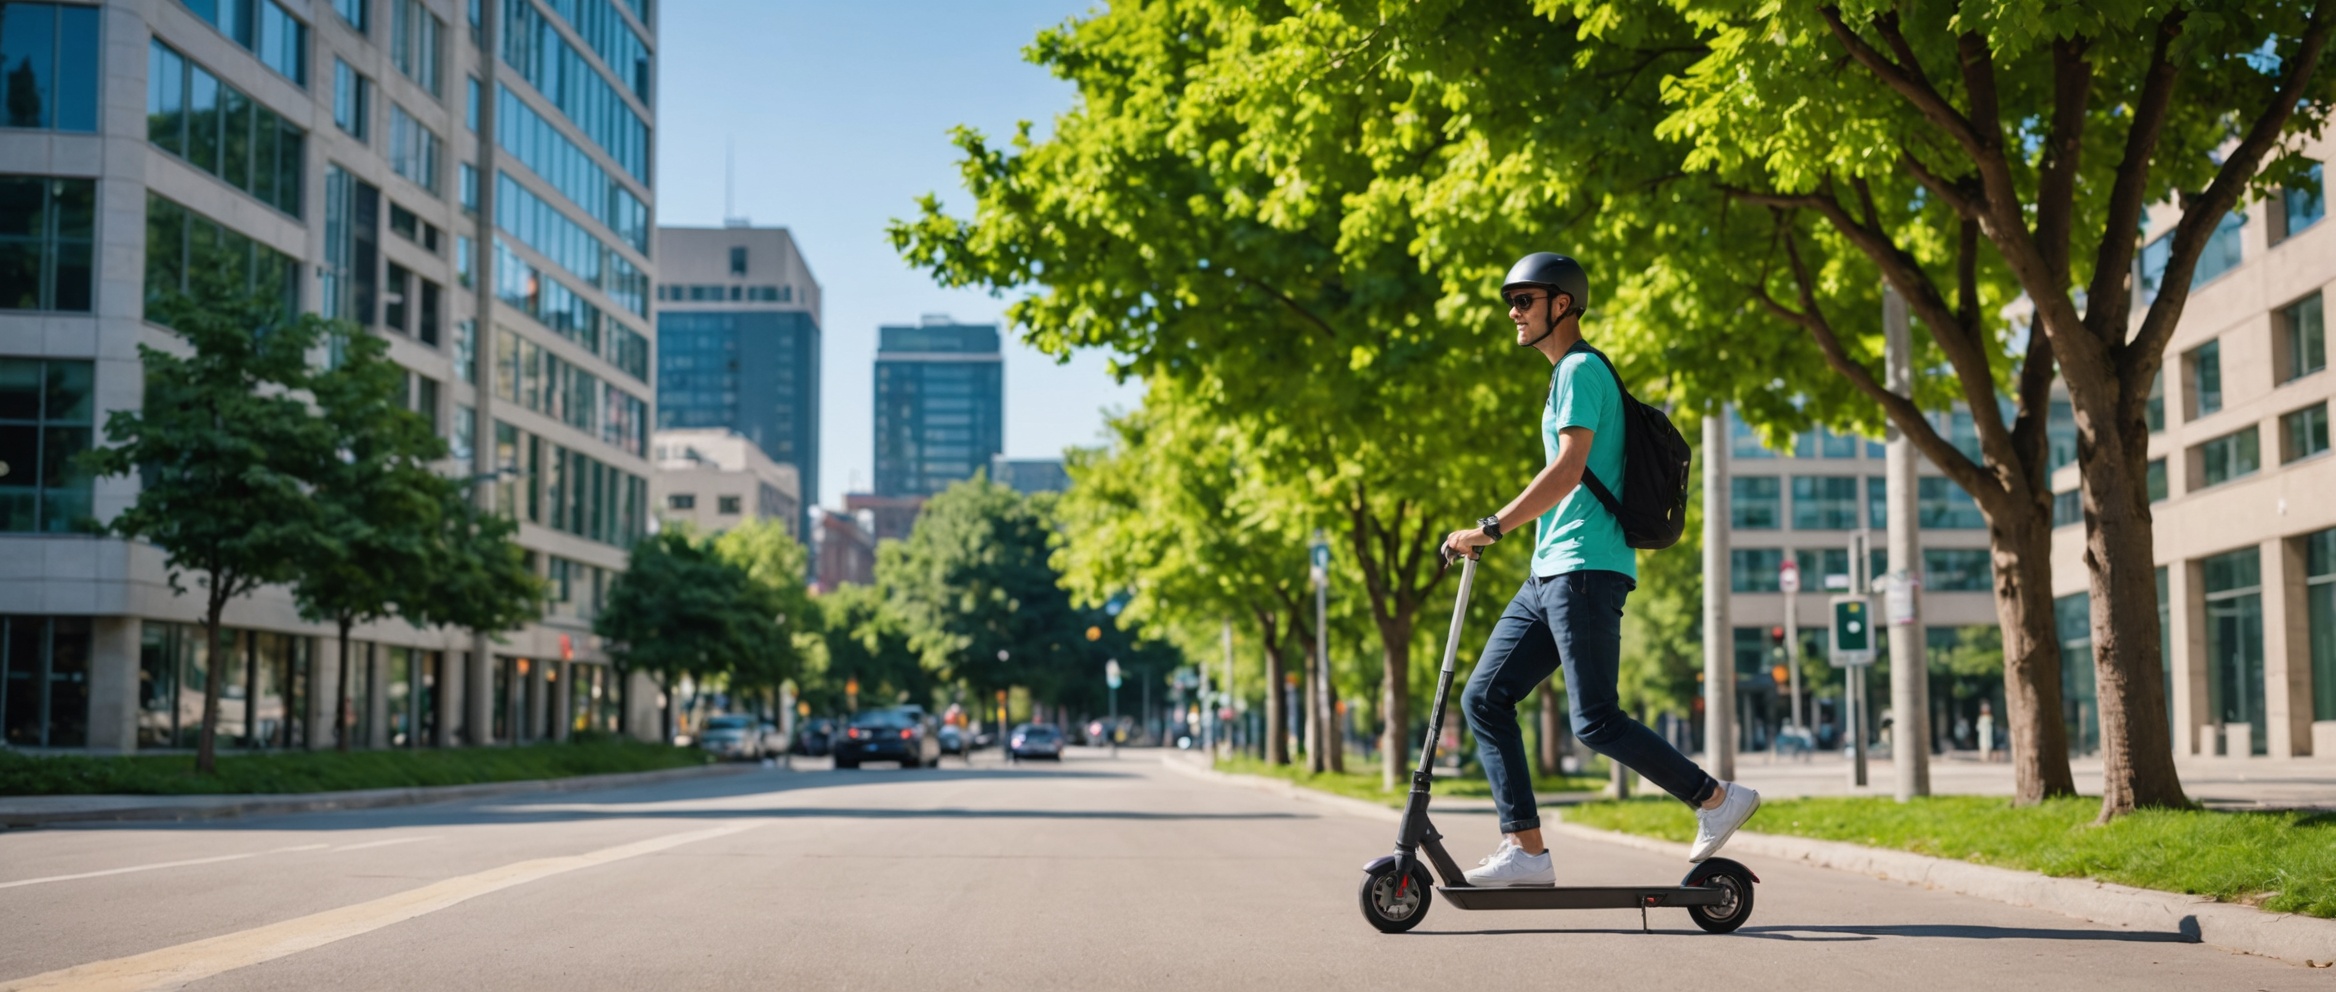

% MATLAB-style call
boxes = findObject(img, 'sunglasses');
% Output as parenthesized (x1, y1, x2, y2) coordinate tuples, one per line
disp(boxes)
(1505, 292, 1547, 311)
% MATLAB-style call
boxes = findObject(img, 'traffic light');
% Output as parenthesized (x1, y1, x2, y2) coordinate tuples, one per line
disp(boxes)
(1769, 626, 1787, 662)
(1086, 625, 1102, 642)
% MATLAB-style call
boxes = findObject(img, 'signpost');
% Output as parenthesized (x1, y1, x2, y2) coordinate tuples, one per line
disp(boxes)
(1309, 533, 1333, 774)
(1831, 591, 1875, 789)
(1779, 559, 1803, 742)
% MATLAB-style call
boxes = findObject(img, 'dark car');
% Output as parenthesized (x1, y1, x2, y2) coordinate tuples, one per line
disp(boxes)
(835, 709, 942, 769)
(937, 724, 968, 756)
(795, 718, 836, 757)
(1008, 723, 1064, 762)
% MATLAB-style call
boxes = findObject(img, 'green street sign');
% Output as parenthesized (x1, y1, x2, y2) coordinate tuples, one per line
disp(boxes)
(1830, 596, 1875, 667)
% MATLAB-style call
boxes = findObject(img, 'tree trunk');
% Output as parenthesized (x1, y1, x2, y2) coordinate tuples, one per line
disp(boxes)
(335, 616, 354, 752)
(1263, 640, 1289, 766)
(660, 673, 675, 744)
(195, 579, 231, 775)
(1536, 682, 1564, 777)
(2079, 408, 2189, 817)
(1990, 512, 2079, 803)
(1378, 616, 1413, 792)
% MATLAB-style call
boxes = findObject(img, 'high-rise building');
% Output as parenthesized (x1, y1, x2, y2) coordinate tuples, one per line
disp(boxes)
(872, 315, 1002, 499)
(654, 225, 821, 538)
(991, 456, 1069, 494)
(0, 0, 658, 752)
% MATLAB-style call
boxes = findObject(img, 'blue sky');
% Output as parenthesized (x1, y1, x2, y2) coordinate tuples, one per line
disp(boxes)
(656, 1, 1135, 510)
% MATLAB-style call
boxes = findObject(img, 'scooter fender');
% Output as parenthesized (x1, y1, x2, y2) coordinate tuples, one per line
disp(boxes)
(1362, 853, 1405, 874)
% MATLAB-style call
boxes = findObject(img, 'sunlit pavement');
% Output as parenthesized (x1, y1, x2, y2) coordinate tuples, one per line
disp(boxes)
(0, 746, 2319, 990)
(1694, 749, 2336, 809)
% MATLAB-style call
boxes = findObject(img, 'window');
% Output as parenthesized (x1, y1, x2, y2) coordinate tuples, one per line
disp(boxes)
(418, 277, 441, 346)
(451, 403, 474, 462)
(1793, 426, 1858, 458)
(1916, 477, 1985, 529)
(2047, 399, 2077, 471)
(2148, 458, 2168, 503)
(667, 493, 694, 510)
(1790, 476, 1858, 530)
(718, 494, 741, 515)
(0, 176, 94, 312)
(495, 173, 647, 317)
(1793, 548, 1849, 590)
(2284, 403, 2331, 463)
(1923, 548, 1993, 592)
(144, 193, 298, 321)
(146, 42, 306, 218)
(387, 103, 441, 195)
(319, 165, 379, 325)
(453, 318, 475, 382)
(2054, 592, 2099, 755)
(2281, 293, 2326, 383)
(408, 372, 439, 432)
(455, 234, 473, 287)
(501, 0, 650, 182)
(0, 358, 94, 532)
(2187, 339, 2222, 418)
(1730, 548, 1783, 593)
(2, 616, 92, 748)
(1730, 476, 1779, 529)
(2197, 211, 2247, 286)
(1728, 410, 1775, 459)
(389, 0, 442, 96)
(387, 202, 440, 253)
(495, 87, 649, 252)
(729, 246, 748, 276)
(2277, 163, 2325, 243)
(333, 59, 370, 140)
(384, 262, 410, 332)
(0, 3, 100, 131)
(2307, 528, 2336, 721)
(2202, 547, 2267, 755)
(2197, 426, 2261, 487)
(334, 0, 367, 32)
(176, 0, 308, 86)
(492, 238, 651, 383)
(2146, 370, 2164, 433)
(459, 162, 478, 215)
(1865, 476, 1886, 530)
(2053, 489, 2081, 528)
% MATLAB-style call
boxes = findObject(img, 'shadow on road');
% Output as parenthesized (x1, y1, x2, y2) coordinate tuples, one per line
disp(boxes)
(1409, 922, 2193, 943)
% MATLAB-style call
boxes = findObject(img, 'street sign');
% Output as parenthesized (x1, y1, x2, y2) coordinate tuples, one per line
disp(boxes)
(1885, 571, 1920, 626)
(1310, 541, 1331, 588)
(1778, 559, 1800, 593)
(1106, 659, 1122, 689)
(1829, 596, 1875, 667)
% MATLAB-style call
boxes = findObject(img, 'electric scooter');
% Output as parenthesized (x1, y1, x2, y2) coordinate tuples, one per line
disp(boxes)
(1358, 552, 1759, 935)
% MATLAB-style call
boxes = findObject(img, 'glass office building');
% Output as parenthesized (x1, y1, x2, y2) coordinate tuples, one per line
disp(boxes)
(873, 318, 1004, 498)
(0, 0, 658, 752)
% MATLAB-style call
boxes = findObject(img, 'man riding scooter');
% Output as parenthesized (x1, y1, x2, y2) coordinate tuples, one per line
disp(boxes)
(1439, 253, 1760, 887)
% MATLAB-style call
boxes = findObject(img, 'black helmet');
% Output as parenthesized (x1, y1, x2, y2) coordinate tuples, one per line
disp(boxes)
(1502, 252, 1589, 318)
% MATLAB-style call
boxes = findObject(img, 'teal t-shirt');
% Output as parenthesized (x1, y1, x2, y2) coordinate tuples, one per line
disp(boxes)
(1532, 349, 1637, 580)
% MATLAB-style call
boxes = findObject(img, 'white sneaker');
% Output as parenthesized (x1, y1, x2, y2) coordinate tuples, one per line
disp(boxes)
(1463, 840, 1556, 887)
(1690, 782, 1760, 862)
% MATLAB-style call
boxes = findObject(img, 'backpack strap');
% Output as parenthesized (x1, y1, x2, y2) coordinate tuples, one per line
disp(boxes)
(1558, 341, 1629, 521)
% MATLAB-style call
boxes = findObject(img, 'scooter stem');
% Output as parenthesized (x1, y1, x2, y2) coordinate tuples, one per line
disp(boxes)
(1412, 556, 1477, 781)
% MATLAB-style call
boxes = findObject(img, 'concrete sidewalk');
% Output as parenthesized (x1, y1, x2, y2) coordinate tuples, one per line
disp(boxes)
(0, 763, 756, 827)
(1695, 750, 2336, 809)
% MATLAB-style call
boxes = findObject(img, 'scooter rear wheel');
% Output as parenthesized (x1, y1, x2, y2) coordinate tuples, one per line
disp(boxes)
(1683, 858, 1756, 934)
(1359, 861, 1434, 933)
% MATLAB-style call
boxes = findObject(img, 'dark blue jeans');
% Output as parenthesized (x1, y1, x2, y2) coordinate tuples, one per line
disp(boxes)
(1461, 570, 1719, 832)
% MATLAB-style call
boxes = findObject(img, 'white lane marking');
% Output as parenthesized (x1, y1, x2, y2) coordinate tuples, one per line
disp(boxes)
(327, 836, 439, 853)
(0, 845, 330, 891)
(0, 822, 761, 992)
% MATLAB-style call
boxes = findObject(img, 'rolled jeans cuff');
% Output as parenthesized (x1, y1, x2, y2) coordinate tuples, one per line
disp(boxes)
(1500, 815, 1541, 833)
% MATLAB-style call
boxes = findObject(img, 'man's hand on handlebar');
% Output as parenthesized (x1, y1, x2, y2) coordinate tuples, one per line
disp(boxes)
(1441, 527, 1491, 568)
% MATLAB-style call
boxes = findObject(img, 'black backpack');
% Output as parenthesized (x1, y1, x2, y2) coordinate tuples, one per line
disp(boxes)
(1558, 342, 1692, 550)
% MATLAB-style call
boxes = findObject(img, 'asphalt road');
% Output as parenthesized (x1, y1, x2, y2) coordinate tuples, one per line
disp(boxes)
(0, 747, 2318, 990)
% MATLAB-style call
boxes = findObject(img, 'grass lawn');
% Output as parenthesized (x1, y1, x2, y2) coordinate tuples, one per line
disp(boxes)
(1216, 755, 1605, 807)
(1562, 794, 2336, 919)
(0, 736, 714, 797)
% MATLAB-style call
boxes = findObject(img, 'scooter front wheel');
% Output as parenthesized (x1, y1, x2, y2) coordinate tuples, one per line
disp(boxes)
(1359, 861, 1434, 933)
(1683, 858, 1757, 934)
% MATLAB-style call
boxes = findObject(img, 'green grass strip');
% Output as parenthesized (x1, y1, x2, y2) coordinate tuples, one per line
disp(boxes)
(1562, 794, 2336, 919)
(1216, 754, 1604, 807)
(0, 735, 714, 797)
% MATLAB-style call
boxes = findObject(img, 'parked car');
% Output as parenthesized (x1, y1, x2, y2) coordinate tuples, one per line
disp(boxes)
(796, 718, 836, 757)
(835, 708, 942, 769)
(1008, 723, 1064, 762)
(697, 715, 764, 761)
(937, 724, 968, 756)
(759, 722, 788, 757)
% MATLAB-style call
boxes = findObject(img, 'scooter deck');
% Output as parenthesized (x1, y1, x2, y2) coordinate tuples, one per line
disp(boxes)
(1435, 884, 1729, 911)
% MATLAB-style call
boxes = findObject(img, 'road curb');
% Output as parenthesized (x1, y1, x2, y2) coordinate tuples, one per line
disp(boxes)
(0, 762, 760, 828)
(1172, 755, 2336, 968)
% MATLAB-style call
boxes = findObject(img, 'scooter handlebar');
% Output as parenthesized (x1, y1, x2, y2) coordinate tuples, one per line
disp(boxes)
(1437, 556, 1477, 675)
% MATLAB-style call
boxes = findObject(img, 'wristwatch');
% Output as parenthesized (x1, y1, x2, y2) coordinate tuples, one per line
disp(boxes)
(1478, 515, 1504, 542)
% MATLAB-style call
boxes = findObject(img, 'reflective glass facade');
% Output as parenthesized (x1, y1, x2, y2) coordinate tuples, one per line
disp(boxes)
(500, 0, 649, 182)
(874, 322, 1003, 497)
(657, 309, 821, 520)
(0, 3, 99, 131)
(147, 41, 307, 217)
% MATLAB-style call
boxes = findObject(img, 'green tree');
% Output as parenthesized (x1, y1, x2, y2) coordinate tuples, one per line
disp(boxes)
(85, 257, 333, 773)
(1596, 0, 2334, 816)
(713, 518, 817, 714)
(808, 582, 928, 714)
(596, 529, 777, 741)
(896, 2, 1555, 788)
